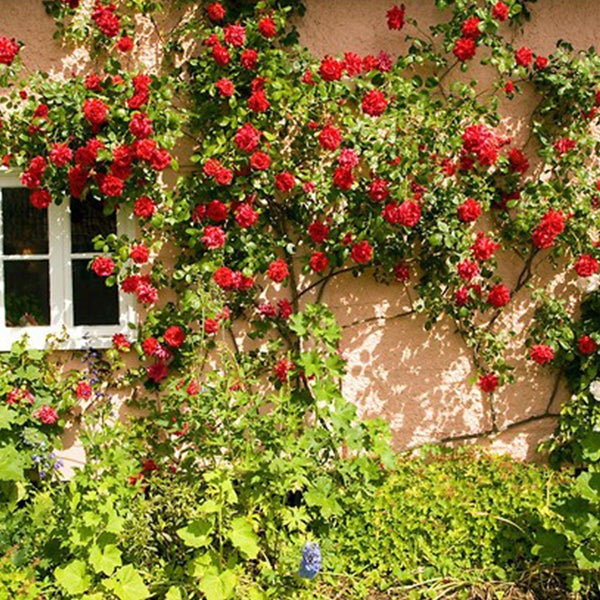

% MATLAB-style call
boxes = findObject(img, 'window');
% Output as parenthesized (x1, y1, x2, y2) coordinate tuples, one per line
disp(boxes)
(0, 174, 136, 350)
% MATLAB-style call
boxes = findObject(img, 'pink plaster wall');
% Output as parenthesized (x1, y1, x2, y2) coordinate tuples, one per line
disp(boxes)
(1, 0, 598, 465)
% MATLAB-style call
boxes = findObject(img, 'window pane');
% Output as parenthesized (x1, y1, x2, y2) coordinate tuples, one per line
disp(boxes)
(71, 199, 117, 253)
(4, 260, 50, 327)
(2, 188, 49, 255)
(72, 259, 119, 326)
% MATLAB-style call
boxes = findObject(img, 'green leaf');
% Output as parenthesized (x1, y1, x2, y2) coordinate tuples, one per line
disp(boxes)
(581, 432, 600, 462)
(55, 560, 91, 596)
(177, 520, 213, 548)
(31, 492, 53, 526)
(166, 587, 183, 600)
(104, 565, 149, 600)
(0, 445, 25, 482)
(199, 570, 237, 600)
(89, 543, 122, 576)
(0, 405, 15, 430)
(228, 517, 259, 559)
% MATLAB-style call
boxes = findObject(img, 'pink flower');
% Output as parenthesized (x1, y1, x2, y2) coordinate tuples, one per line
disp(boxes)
(35, 405, 59, 425)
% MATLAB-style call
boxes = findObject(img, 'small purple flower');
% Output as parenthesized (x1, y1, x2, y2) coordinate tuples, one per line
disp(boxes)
(298, 542, 321, 579)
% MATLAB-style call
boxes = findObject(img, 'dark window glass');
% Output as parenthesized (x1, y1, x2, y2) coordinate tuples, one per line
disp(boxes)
(2, 188, 49, 255)
(72, 259, 119, 326)
(71, 199, 116, 253)
(4, 260, 50, 327)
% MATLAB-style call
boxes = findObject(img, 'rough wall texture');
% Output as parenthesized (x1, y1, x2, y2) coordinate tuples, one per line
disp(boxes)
(0, 0, 599, 467)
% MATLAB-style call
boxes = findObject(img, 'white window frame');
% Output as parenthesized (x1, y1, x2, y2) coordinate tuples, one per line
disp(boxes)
(0, 173, 137, 351)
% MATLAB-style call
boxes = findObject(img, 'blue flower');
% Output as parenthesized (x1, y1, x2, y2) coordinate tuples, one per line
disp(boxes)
(298, 542, 321, 579)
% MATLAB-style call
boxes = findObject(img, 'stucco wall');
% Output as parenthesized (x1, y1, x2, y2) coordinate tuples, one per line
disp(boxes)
(1, 0, 599, 465)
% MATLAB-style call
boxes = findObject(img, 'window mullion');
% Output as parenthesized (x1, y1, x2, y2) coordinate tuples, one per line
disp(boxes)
(48, 202, 71, 328)
(0, 187, 5, 330)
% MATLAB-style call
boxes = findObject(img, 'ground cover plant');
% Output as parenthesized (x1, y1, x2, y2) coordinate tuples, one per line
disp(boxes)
(0, 0, 599, 597)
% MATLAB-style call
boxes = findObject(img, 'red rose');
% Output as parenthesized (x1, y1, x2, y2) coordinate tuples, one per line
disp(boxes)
(457, 198, 482, 223)
(234, 123, 261, 153)
(386, 4, 405, 30)
(267, 258, 289, 283)
(142, 336, 159, 356)
(240, 49, 258, 70)
(91, 256, 115, 277)
(130, 244, 149, 264)
(134, 196, 156, 219)
(396, 200, 421, 227)
(529, 344, 554, 365)
(455, 287, 469, 306)
(508, 148, 529, 174)
(461, 124, 502, 166)
(235, 203, 258, 228)
(30, 189, 52, 210)
(83, 98, 108, 127)
(515, 46, 533, 67)
(318, 124, 342, 150)
(213, 266, 235, 289)
(85, 74, 102, 91)
(112, 333, 131, 351)
(206, 2, 225, 21)
(75, 138, 103, 167)
(215, 167, 233, 185)
(92, 4, 120, 37)
(308, 221, 330, 243)
(504, 81, 515, 95)
(258, 16, 277, 38)
(21, 156, 47, 189)
(250, 151, 271, 171)
(554, 137, 576, 155)
(136, 281, 158, 304)
(461, 17, 481, 39)
(492, 1, 509, 21)
(362, 89, 388, 117)
(332, 167, 354, 190)
(206, 200, 228, 221)
(369, 178, 389, 202)
(351, 241, 373, 264)
(212, 44, 231, 66)
(471, 232, 499, 261)
(129, 112, 153, 139)
(76, 381, 92, 399)
(532, 209, 565, 249)
(68, 166, 89, 198)
(478, 373, 499, 393)
(150, 148, 171, 171)
(309, 251, 329, 273)
(275, 171, 296, 192)
(35, 405, 58, 425)
(393, 262, 410, 282)
(574, 254, 599, 277)
(274, 358, 294, 382)
(224, 24, 246, 47)
(534, 55, 548, 69)
(202, 225, 226, 249)
(100, 174, 124, 197)
(0, 37, 20, 66)
(117, 36, 134, 52)
(343, 52, 362, 76)
(164, 325, 185, 348)
(204, 318, 220, 334)
(49, 143, 73, 167)
(457, 259, 480, 281)
(147, 361, 168, 383)
(453, 37, 476, 61)
(319, 56, 343, 82)
(216, 78, 235, 97)
(578, 335, 598, 355)
(248, 89, 270, 113)
(487, 283, 510, 307)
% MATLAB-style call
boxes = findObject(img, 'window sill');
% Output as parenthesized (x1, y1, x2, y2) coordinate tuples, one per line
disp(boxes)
(0, 325, 134, 352)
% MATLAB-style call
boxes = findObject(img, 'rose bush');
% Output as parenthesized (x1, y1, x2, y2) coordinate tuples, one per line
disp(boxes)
(0, 0, 599, 596)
